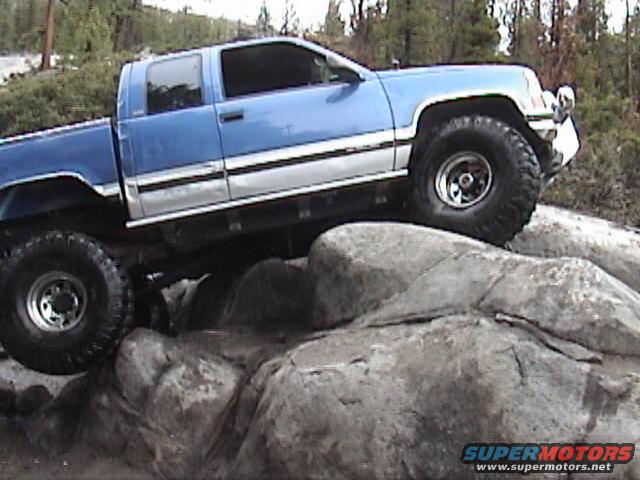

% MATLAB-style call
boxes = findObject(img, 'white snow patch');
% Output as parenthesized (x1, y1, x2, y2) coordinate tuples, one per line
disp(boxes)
(0, 54, 59, 84)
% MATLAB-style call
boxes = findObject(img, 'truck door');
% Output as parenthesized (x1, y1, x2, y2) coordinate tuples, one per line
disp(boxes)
(124, 52, 230, 219)
(215, 42, 395, 200)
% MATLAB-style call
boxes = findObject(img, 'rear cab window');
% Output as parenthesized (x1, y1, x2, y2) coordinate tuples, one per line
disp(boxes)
(146, 55, 204, 115)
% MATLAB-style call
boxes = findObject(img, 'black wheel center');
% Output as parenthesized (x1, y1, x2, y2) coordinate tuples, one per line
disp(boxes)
(53, 293, 75, 314)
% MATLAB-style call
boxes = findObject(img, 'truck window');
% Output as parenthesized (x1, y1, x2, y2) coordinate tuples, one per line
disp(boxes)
(147, 55, 203, 115)
(221, 43, 334, 99)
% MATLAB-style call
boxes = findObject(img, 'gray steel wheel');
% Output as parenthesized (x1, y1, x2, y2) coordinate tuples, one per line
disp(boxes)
(26, 271, 88, 333)
(434, 151, 493, 209)
(0, 231, 134, 375)
(410, 115, 541, 246)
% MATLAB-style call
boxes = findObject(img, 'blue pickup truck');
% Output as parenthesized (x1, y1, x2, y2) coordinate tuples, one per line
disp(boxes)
(0, 37, 579, 374)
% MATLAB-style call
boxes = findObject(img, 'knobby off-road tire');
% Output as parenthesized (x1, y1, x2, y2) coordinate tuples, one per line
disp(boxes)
(0, 231, 134, 375)
(410, 115, 541, 246)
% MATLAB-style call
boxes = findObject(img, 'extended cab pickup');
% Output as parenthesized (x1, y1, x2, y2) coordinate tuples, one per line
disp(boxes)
(0, 37, 579, 374)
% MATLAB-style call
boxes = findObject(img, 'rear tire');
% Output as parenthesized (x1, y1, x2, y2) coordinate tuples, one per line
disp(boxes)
(410, 115, 541, 246)
(0, 231, 133, 375)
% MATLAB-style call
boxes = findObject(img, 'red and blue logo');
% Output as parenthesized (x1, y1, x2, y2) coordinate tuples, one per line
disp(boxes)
(461, 443, 635, 475)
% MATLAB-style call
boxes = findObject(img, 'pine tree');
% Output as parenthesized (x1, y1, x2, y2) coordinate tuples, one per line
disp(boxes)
(0, 0, 16, 52)
(453, 0, 499, 62)
(280, 0, 300, 37)
(380, 0, 445, 66)
(113, 0, 142, 52)
(256, 1, 274, 37)
(56, 0, 113, 63)
(324, 0, 345, 38)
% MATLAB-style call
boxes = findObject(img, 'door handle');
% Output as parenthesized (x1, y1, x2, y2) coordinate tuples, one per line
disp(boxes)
(220, 110, 244, 123)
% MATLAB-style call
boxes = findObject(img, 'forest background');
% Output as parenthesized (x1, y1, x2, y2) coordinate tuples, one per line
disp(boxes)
(0, 0, 638, 225)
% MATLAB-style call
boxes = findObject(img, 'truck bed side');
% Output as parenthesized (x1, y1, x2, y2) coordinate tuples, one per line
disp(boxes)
(0, 119, 121, 221)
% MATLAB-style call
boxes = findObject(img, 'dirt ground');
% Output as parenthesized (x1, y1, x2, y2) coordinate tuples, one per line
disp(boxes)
(0, 419, 155, 480)
(0, 358, 156, 480)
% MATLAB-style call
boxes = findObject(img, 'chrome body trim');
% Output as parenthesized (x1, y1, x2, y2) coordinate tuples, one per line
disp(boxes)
(125, 130, 404, 220)
(228, 146, 396, 199)
(0, 119, 112, 147)
(127, 169, 408, 228)
(395, 144, 413, 170)
(93, 182, 122, 199)
(139, 178, 230, 217)
(124, 176, 144, 219)
(135, 162, 228, 217)
(224, 130, 396, 172)
(137, 161, 226, 191)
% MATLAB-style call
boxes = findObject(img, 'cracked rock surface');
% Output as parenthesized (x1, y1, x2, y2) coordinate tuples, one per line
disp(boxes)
(18, 214, 640, 480)
(510, 205, 640, 293)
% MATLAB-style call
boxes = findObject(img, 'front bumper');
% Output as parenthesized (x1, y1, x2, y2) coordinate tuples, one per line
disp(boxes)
(528, 89, 580, 175)
(552, 116, 580, 168)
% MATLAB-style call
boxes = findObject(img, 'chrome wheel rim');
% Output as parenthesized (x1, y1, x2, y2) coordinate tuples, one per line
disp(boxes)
(435, 151, 494, 209)
(26, 272, 88, 333)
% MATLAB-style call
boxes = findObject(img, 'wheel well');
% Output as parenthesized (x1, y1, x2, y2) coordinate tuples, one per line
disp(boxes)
(0, 178, 131, 247)
(0, 177, 115, 223)
(410, 96, 547, 167)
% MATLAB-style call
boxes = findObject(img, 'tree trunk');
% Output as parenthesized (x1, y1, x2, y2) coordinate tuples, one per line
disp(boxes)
(403, 0, 412, 66)
(625, 0, 632, 98)
(350, 0, 369, 64)
(115, 0, 140, 52)
(40, 0, 55, 71)
(511, 0, 522, 57)
(534, 0, 541, 21)
(448, 0, 457, 62)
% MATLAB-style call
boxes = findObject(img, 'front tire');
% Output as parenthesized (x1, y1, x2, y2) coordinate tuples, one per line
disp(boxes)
(410, 115, 541, 246)
(0, 231, 133, 375)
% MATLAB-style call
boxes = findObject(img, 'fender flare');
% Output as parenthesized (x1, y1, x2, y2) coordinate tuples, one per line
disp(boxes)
(0, 176, 118, 223)
(396, 92, 529, 142)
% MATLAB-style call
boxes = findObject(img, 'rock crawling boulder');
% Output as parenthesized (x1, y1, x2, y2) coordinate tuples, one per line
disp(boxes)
(227, 223, 640, 479)
(510, 204, 640, 293)
(32, 215, 640, 480)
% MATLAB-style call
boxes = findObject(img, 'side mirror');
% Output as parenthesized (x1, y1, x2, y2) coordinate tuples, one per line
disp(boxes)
(326, 55, 363, 84)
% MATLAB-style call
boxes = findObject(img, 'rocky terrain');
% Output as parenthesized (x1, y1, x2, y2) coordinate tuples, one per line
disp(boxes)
(1, 205, 639, 479)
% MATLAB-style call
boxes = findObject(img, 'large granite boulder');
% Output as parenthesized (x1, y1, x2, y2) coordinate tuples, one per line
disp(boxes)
(308, 223, 491, 329)
(189, 258, 316, 332)
(510, 205, 640, 293)
(31, 220, 640, 480)
(229, 316, 640, 480)
(81, 329, 245, 480)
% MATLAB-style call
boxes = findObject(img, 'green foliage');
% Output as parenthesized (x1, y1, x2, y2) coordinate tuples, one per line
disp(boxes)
(323, 0, 346, 39)
(1, 0, 640, 226)
(452, 0, 500, 62)
(135, 8, 236, 53)
(0, 0, 44, 52)
(0, 57, 127, 137)
(544, 96, 640, 224)
(56, 1, 113, 63)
